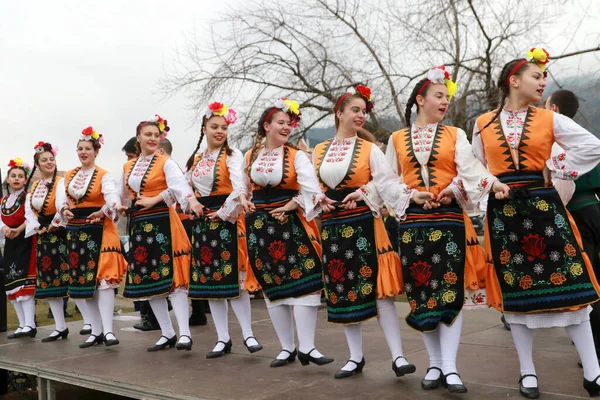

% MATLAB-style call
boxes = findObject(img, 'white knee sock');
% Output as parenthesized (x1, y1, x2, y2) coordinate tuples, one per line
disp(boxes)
(48, 299, 67, 332)
(97, 289, 116, 340)
(439, 311, 463, 385)
(169, 291, 191, 344)
(10, 300, 25, 332)
(85, 296, 103, 341)
(342, 323, 363, 371)
(293, 305, 322, 356)
(21, 296, 36, 331)
(231, 291, 258, 346)
(267, 304, 295, 359)
(510, 323, 537, 388)
(422, 329, 442, 380)
(74, 298, 91, 329)
(377, 298, 408, 367)
(148, 296, 176, 345)
(209, 299, 230, 351)
(567, 320, 600, 382)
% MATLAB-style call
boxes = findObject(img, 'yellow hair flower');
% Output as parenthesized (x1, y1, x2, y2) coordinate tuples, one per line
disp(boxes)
(285, 99, 300, 115)
(91, 132, 100, 140)
(213, 104, 228, 117)
(446, 79, 458, 99)
(526, 47, 550, 71)
(14, 158, 23, 166)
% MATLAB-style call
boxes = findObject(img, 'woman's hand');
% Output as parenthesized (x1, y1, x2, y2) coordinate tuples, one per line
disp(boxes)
(135, 194, 161, 211)
(207, 212, 222, 222)
(341, 191, 361, 210)
(269, 200, 298, 221)
(436, 187, 455, 205)
(36, 227, 48, 235)
(492, 180, 511, 200)
(411, 191, 435, 205)
(189, 198, 204, 218)
(87, 210, 105, 224)
(319, 196, 337, 213)
(240, 194, 256, 214)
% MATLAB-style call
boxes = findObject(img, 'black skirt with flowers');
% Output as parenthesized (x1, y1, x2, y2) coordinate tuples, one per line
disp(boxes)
(487, 172, 598, 313)
(123, 203, 176, 299)
(398, 202, 465, 332)
(189, 195, 240, 300)
(246, 188, 323, 302)
(35, 216, 69, 299)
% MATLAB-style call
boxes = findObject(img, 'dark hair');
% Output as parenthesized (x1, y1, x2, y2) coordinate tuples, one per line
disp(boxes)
(122, 137, 137, 154)
(547, 89, 579, 119)
(5, 166, 31, 202)
(333, 93, 374, 142)
(185, 116, 233, 171)
(134, 121, 161, 156)
(480, 59, 537, 133)
(404, 78, 432, 127)
(31, 148, 58, 193)
(158, 138, 173, 156)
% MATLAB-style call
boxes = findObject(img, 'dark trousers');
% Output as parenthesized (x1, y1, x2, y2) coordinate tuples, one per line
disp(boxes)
(570, 203, 600, 357)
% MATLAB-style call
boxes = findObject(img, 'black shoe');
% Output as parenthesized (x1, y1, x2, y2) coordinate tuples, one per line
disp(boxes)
(133, 321, 160, 332)
(298, 348, 334, 366)
(176, 335, 193, 351)
(270, 349, 297, 367)
(79, 324, 92, 335)
(104, 332, 120, 347)
(501, 314, 511, 331)
(79, 333, 104, 349)
(392, 356, 416, 377)
(189, 316, 208, 326)
(518, 374, 539, 399)
(147, 335, 177, 352)
(243, 336, 263, 354)
(64, 311, 73, 318)
(583, 375, 600, 397)
(7, 327, 23, 339)
(19, 326, 37, 339)
(334, 358, 366, 379)
(41, 328, 69, 342)
(421, 367, 444, 390)
(443, 372, 468, 393)
(206, 339, 232, 358)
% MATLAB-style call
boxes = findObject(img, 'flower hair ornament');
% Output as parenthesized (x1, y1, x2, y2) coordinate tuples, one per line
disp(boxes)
(34, 141, 58, 156)
(506, 47, 550, 87)
(266, 98, 302, 128)
(335, 85, 374, 114)
(80, 126, 105, 147)
(204, 102, 238, 125)
(416, 66, 458, 100)
(7, 158, 32, 175)
(147, 114, 170, 138)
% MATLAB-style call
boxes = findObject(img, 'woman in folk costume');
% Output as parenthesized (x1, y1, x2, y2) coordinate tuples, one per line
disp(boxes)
(24, 142, 71, 342)
(313, 86, 433, 379)
(120, 115, 203, 352)
(243, 98, 335, 368)
(385, 67, 510, 393)
(1, 158, 37, 339)
(473, 48, 600, 398)
(55, 127, 128, 348)
(184, 102, 262, 358)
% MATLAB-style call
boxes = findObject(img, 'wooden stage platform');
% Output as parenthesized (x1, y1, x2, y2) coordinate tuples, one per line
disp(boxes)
(0, 301, 590, 399)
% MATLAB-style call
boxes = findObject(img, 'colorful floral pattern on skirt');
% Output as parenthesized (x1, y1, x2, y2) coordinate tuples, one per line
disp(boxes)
(399, 203, 465, 332)
(488, 173, 599, 313)
(321, 205, 379, 324)
(66, 209, 103, 299)
(123, 204, 175, 298)
(35, 226, 69, 299)
(189, 195, 240, 299)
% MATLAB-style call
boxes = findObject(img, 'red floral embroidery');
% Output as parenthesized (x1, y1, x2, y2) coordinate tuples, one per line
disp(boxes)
(328, 259, 346, 283)
(409, 261, 432, 287)
(69, 252, 79, 267)
(268, 241, 287, 262)
(200, 246, 213, 265)
(133, 246, 148, 265)
(41, 256, 52, 271)
(521, 234, 547, 261)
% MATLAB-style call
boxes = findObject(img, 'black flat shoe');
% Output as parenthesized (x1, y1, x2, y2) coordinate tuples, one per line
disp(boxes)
(518, 374, 539, 399)
(206, 339, 232, 358)
(133, 321, 160, 332)
(334, 358, 366, 379)
(583, 375, 600, 397)
(147, 335, 177, 352)
(298, 348, 334, 366)
(41, 328, 69, 342)
(7, 327, 23, 339)
(104, 332, 120, 347)
(392, 356, 416, 377)
(421, 367, 444, 390)
(79, 324, 92, 335)
(243, 336, 263, 354)
(19, 326, 37, 338)
(270, 349, 297, 367)
(443, 372, 468, 393)
(79, 333, 104, 349)
(176, 335, 193, 351)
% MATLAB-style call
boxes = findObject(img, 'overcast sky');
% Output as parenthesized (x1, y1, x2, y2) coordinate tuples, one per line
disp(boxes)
(2, 0, 599, 178)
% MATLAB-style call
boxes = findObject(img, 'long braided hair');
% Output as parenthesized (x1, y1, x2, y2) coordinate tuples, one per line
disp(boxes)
(404, 78, 431, 127)
(334, 93, 375, 142)
(185, 116, 233, 172)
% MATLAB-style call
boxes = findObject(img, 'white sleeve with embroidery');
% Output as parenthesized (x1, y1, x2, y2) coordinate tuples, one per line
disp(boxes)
(369, 145, 415, 219)
(547, 113, 600, 180)
(101, 173, 122, 222)
(24, 193, 39, 238)
(217, 149, 247, 223)
(164, 159, 195, 212)
(550, 143, 576, 205)
(292, 150, 324, 222)
(51, 178, 68, 227)
(118, 169, 132, 208)
(454, 128, 497, 206)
